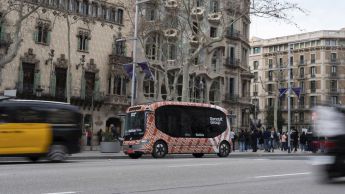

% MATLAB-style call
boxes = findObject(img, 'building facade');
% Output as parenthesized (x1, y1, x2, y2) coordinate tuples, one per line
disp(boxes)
(0, 0, 133, 141)
(134, 0, 253, 130)
(0, 0, 253, 144)
(250, 28, 345, 131)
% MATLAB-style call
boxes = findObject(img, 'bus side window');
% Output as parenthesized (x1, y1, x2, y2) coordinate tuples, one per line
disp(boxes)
(14, 107, 44, 123)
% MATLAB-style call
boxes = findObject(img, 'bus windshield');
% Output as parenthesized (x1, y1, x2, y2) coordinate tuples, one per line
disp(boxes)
(124, 111, 146, 140)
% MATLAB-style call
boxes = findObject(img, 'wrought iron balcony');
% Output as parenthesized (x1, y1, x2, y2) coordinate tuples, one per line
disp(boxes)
(225, 29, 241, 39)
(224, 94, 239, 103)
(224, 57, 240, 67)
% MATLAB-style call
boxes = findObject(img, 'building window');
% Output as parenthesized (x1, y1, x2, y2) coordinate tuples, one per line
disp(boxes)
(211, 49, 221, 73)
(210, 0, 219, 12)
(254, 72, 258, 82)
(299, 96, 305, 108)
(290, 69, 293, 79)
(300, 67, 304, 78)
(300, 55, 304, 65)
(117, 9, 124, 24)
(268, 84, 273, 93)
(268, 71, 273, 81)
(268, 59, 273, 68)
(146, 8, 156, 21)
(253, 61, 259, 70)
(113, 39, 126, 56)
(196, 0, 203, 7)
(81, 0, 89, 15)
(34, 21, 51, 45)
(299, 112, 304, 122)
(72, 0, 79, 13)
(145, 33, 161, 60)
(331, 66, 337, 75)
(109, 8, 116, 22)
(330, 80, 337, 92)
(268, 98, 273, 107)
(331, 96, 338, 105)
(102, 5, 107, 20)
(310, 96, 317, 107)
(143, 72, 155, 99)
(167, 44, 177, 60)
(113, 77, 127, 96)
(279, 58, 283, 67)
(91, 2, 98, 17)
(310, 80, 316, 92)
(77, 30, 90, 52)
(192, 22, 199, 34)
(311, 54, 316, 64)
(253, 47, 261, 54)
(210, 27, 218, 38)
(311, 66, 316, 78)
(331, 53, 337, 62)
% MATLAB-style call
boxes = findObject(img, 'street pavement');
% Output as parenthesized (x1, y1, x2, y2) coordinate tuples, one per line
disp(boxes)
(1, 153, 345, 194)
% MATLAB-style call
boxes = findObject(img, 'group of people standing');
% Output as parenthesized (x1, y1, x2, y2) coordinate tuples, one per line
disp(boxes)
(230, 128, 312, 152)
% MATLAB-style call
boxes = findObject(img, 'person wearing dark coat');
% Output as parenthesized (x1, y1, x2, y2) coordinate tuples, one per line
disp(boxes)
(263, 128, 271, 152)
(251, 130, 259, 152)
(300, 131, 307, 151)
(292, 130, 299, 152)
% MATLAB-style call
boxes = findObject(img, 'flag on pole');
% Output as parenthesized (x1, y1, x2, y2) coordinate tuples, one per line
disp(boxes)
(292, 87, 302, 99)
(279, 88, 288, 97)
(123, 63, 133, 79)
(138, 62, 155, 80)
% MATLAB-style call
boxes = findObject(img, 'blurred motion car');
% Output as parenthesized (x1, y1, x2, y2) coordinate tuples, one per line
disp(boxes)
(0, 99, 82, 162)
(313, 105, 345, 181)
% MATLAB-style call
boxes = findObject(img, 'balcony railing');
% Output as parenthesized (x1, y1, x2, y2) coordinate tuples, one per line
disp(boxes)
(224, 94, 239, 103)
(104, 94, 130, 106)
(225, 29, 241, 39)
(330, 88, 339, 93)
(224, 57, 240, 67)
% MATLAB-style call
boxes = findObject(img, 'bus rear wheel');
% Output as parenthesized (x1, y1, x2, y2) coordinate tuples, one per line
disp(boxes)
(128, 153, 142, 159)
(217, 142, 230, 157)
(47, 145, 68, 162)
(192, 153, 204, 158)
(152, 141, 167, 158)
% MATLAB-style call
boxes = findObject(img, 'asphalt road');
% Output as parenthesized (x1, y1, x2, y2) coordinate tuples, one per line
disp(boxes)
(0, 156, 344, 194)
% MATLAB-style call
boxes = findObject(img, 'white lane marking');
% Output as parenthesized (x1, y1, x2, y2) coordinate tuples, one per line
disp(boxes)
(168, 163, 222, 168)
(42, 192, 78, 194)
(253, 172, 311, 179)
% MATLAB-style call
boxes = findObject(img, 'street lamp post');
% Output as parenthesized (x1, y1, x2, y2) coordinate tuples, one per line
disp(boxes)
(287, 43, 292, 153)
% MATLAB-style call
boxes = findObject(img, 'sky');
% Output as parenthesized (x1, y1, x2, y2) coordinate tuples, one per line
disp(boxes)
(250, 0, 345, 39)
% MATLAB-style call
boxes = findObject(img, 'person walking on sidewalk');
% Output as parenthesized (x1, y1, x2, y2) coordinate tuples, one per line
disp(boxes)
(239, 129, 246, 152)
(300, 131, 307, 152)
(281, 132, 287, 151)
(86, 129, 92, 146)
(292, 129, 299, 152)
(263, 128, 270, 152)
(251, 130, 259, 152)
(269, 128, 278, 152)
(258, 130, 264, 150)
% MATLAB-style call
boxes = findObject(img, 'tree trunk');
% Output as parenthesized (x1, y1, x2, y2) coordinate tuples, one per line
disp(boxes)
(181, 63, 190, 102)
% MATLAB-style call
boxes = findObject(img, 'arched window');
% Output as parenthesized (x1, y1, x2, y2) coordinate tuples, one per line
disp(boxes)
(211, 48, 222, 73)
(209, 80, 221, 105)
(145, 33, 161, 60)
(189, 76, 206, 103)
(144, 71, 155, 99)
(113, 76, 127, 96)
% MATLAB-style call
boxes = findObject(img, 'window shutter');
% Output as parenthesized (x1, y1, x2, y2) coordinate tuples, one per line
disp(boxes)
(47, 31, 51, 45)
(50, 72, 56, 96)
(80, 71, 86, 99)
(33, 30, 38, 43)
(94, 76, 100, 100)
(33, 69, 41, 93)
(17, 64, 24, 93)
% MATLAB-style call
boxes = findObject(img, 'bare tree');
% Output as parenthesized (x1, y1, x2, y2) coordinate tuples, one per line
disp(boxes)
(131, 0, 305, 103)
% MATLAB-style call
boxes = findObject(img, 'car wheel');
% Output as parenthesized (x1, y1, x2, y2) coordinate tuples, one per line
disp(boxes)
(28, 156, 40, 162)
(152, 141, 167, 158)
(128, 153, 142, 159)
(192, 153, 204, 158)
(47, 145, 68, 162)
(217, 142, 230, 157)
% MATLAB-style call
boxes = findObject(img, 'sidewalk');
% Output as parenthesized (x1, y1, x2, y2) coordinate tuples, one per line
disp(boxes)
(70, 147, 317, 160)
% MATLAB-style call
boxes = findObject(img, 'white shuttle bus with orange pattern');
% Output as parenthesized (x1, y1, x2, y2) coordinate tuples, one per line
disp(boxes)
(122, 102, 232, 159)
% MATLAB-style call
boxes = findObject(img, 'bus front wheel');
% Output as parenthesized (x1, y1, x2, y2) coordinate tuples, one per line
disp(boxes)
(217, 142, 230, 157)
(152, 141, 167, 158)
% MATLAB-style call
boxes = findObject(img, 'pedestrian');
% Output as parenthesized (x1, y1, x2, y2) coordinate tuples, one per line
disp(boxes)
(281, 132, 287, 151)
(86, 129, 92, 146)
(251, 130, 258, 152)
(239, 129, 246, 152)
(230, 129, 236, 151)
(97, 129, 103, 145)
(258, 130, 264, 150)
(300, 131, 307, 152)
(245, 129, 250, 152)
(269, 128, 278, 152)
(263, 128, 270, 152)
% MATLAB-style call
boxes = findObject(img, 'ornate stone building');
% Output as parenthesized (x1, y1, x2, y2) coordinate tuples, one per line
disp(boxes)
(133, 0, 253, 130)
(250, 28, 345, 131)
(0, 0, 133, 140)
